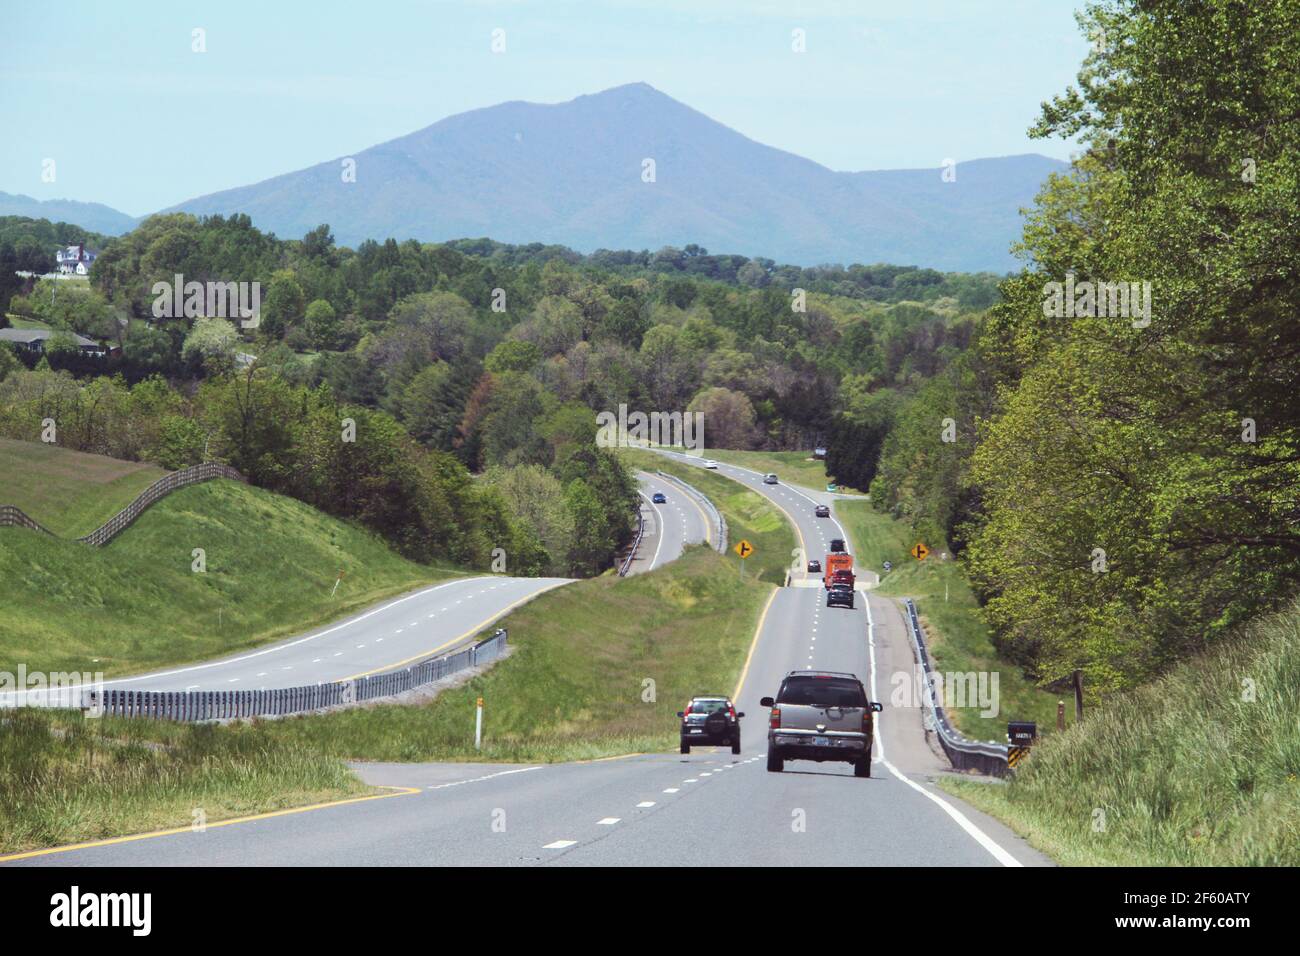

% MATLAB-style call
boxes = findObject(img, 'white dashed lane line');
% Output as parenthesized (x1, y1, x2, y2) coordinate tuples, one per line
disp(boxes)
(543, 840, 577, 849)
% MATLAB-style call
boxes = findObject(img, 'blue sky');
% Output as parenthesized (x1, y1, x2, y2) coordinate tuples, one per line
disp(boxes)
(0, 0, 1090, 216)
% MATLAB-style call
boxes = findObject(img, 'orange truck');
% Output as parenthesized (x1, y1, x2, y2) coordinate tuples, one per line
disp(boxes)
(823, 552, 854, 589)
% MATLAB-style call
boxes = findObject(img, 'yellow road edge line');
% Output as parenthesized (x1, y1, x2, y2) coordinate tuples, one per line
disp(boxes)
(733, 584, 779, 701)
(339, 580, 572, 680)
(0, 785, 421, 864)
(575, 752, 645, 764)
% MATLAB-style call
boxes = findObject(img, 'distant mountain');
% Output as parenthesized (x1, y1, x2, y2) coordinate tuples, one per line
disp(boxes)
(149, 84, 1059, 272)
(0, 192, 137, 236)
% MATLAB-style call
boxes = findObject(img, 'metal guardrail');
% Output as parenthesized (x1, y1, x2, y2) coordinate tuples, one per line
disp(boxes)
(901, 599, 1009, 776)
(70, 629, 509, 721)
(619, 505, 646, 576)
(0, 461, 245, 547)
(655, 470, 728, 553)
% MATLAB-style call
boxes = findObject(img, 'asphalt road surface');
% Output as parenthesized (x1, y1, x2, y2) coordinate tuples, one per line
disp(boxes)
(3, 455, 1050, 867)
(623, 470, 711, 575)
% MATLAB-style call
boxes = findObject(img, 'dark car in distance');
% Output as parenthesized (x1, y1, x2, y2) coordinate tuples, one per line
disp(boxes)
(678, 696, 744, 754)
(651, 492, 667, 503)
(814, 505, 830, 518)
(827, 584, 855, 609)
(829, 538, 846, 553)
(807, 559, 821, 573)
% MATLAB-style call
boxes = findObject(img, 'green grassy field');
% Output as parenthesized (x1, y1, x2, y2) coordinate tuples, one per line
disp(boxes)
(0, 479, 455, 677)
(698, 448, 866, 494)
(3, 316, 53, 331)
(0, 709, 365, 856)
(0, 437, 168, 537)
(243, 454, 796, 763)
(941, 601, 1300, 866)
(836, 500, 1060, 741)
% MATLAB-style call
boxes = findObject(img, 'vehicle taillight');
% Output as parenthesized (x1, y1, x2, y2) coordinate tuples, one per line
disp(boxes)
(770, 707, 781, 729)
(728, 705, 737, 720)
(862, 710, 873, 734)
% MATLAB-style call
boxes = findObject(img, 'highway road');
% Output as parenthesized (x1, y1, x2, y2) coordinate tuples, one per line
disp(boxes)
(623, 470, 711, 575)
(3, 455, 1050, 867)
(2, 475, 687, 703)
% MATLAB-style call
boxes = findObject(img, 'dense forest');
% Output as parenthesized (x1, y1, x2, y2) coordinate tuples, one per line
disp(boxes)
(2, 0, 1293, 696)
(0, 215, 985, 579)
(867, 0, 1300, 692)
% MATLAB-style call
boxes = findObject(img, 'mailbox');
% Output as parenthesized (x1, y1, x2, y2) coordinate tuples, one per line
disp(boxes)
(1007, 721, 1037, 745)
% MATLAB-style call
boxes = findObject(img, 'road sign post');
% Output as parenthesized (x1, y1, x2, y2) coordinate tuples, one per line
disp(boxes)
(475, 696, 484, 750)
(1007, 720, 1037, 771)
(733, 539, 754, 580)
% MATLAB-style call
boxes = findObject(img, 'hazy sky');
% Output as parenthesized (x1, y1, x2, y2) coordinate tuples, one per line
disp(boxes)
(0, 0, 1090, 216)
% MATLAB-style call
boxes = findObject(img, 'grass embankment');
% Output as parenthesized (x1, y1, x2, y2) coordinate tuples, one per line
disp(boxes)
(0, 437, 168, 537)
(836, 499, 1059, 742)
(700, 448, 865, 495)
(0, 709, 364, 857)
(0, 478, 454, 677)
(941, 603, 1300, 865)
(247, 456, 796, 763)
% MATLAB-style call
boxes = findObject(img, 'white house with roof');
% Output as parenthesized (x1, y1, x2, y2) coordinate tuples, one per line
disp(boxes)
(55, 244, 98, 276)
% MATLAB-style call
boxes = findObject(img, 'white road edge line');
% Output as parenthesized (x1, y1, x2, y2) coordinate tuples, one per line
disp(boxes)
(87, 578, 476, 687)
(425, 766, 542, 791)
(865, 598, 1022, 868)
(637, 488, 668, 570)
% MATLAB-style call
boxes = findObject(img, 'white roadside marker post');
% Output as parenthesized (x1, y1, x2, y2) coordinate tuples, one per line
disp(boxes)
(475, 696, 484, 750)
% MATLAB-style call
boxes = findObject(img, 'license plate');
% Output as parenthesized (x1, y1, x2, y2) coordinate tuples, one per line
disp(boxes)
(814, 737, 832, 747)
(689, 729, 703, 734)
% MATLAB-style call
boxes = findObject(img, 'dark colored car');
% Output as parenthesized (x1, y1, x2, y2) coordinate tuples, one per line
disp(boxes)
(829, 538, 846, 553)
(814, 505, 830, 518)
(807, 559, 821, 573)
(651, 492, 667, 503)
(761, 671, 883, 777)
(678, 696, 744, 754)
(827, 584, 855, 609)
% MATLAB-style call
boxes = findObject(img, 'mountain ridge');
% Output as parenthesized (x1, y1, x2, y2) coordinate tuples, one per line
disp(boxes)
(6, 84, 1066, 270)
(161, 83, 1062, 270)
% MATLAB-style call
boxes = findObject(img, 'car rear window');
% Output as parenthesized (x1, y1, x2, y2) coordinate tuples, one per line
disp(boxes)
(688, 699, 730, 714)
(777, 677, 866, 707)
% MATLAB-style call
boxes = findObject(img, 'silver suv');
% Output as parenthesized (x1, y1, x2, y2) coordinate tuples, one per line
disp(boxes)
(760, 671, 882, 777)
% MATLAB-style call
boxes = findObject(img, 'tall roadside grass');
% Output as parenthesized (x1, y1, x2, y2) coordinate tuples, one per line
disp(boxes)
(836, 499, 1059, 741)
(0, 709, 365, 856)
(941, 602, 1300, 865)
